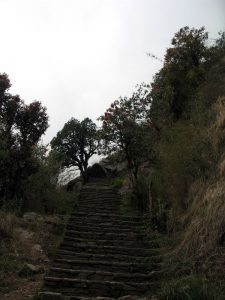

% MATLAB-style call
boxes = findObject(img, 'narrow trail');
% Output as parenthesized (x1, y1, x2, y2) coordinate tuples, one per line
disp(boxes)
(41, 180, 161, 299)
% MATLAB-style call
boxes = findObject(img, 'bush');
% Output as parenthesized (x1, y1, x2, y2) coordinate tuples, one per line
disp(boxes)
(111, 176, 124, 189)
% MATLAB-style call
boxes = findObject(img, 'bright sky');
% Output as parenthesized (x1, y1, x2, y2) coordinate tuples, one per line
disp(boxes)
(0, 0, 224, 143)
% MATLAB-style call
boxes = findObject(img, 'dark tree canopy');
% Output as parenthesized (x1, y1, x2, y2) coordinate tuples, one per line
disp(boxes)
(99, 86, 153, 181)
(0, 73, 49, 203)
(150, 26, 210, 122)
(51, 118, 99, 182)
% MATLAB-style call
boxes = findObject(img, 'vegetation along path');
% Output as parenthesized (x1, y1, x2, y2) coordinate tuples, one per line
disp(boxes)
(40, 179, 160, 299)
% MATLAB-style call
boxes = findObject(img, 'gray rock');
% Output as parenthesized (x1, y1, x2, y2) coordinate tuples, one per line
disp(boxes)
(19, 263, 41, 277)
(23, 212, 38, 222)
(67, 176, 82, 192)
(100, 158, 127, 174)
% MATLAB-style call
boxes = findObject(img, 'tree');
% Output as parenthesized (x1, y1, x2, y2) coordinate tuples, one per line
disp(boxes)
(99, 86, 154, 182)
(0, 73, 49, 203)
(50, 118, 99, 182)
(150, 27, 209, 122)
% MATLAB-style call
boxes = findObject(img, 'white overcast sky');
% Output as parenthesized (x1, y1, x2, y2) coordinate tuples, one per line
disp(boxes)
(0, 0, 224, 143)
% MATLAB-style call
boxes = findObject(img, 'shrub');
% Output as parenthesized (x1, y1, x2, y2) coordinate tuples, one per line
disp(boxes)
(111, 176, 124, 189)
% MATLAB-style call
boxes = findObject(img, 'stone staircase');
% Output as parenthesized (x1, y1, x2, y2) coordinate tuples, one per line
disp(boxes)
(41, 180, 160, 299)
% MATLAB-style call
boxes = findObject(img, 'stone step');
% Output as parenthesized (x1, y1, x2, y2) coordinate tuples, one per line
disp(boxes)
(81, 185, 115, 189)
(76, 204, 120, 209)
(79, 194, 119, 203)
(67, 221, 144, 231)
(59, 242, 158, 256)
(65, 230, 145, 241)
(63, 236, 155, 248)
(79, 194, 119, 199)
(68, 217, 143, 227)
(78, 198, 119, 202)
(77, 201, 121, 209)
(52, 258, 159, 273)
(71, 211, 141, 219)
(44, 277, 154, 298)
(41, 181, 160, 298)
(66, 224, 145, 234)
(78, 198, 120, 203)
(80, 188, 117, 193)
(79, 192, 119, 196)
(55, 250, 160, 263)
(75, 208, 120, 215)
(77, 203, 120, 208)
(77, 201, 120, 207)
(48, 267, 160, 283)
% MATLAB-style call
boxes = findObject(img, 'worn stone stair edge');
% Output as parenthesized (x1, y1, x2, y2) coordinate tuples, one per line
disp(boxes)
(39, 292, 154, 300)
(59, 242, 159, 255)
(52, 257, 160, 269)
(48, 267, 162, 281)
(55, 250, 160, 262)
(66, 224, 146, 232)
(62, 236, 158, 248)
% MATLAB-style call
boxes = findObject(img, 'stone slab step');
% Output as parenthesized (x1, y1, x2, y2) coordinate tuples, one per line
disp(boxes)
(70, 213, 142, 222)
(66, 224, 145, 234)
(63, 236, 156, 249)
(68, 218, 143, 228)
(78, 198, 120, 202)
(59, 242, 159, 256)
(79, 194, 119, 198)
(78, 196, 120, 200)
(77, 203, 120, 208)
(77, 202, 119, 206)
(44, 277, 154, 297)
(80, 189, 118, 193)
(75, 209, 120, 215)
(67, 220, 145, 230)
(52, 258, 159, 273)
(55, 250, 160, 263)
(65, 230, 145, 241)
(48, 267, 160, 283)
(71, 211, 142, 222)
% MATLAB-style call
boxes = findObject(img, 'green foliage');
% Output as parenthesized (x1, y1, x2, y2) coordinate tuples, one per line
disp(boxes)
(99, 28, 225, 231)
(21, 145, 77, 214)
(51, 117, 99, 182)
(150, 27, 209, 122)
(144, 28, 225, 233)
(99, 85, 155, 181)
(119, 191, 138, 216)
(0, 73, 49, 205)
(111, 176, 124, 189)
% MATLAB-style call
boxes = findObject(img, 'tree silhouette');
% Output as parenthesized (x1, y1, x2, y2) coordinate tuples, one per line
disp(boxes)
(0, 73, 49, 202)
(51, 118, 99, 182)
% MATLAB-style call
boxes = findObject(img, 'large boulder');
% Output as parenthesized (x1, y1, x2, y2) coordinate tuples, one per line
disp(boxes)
(23, 212, 38, 222)
(87, 163, 108, 178)
(99, 158, 127, 176)
(67, 176, 82, 191)
(19, 263, 42, 277)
